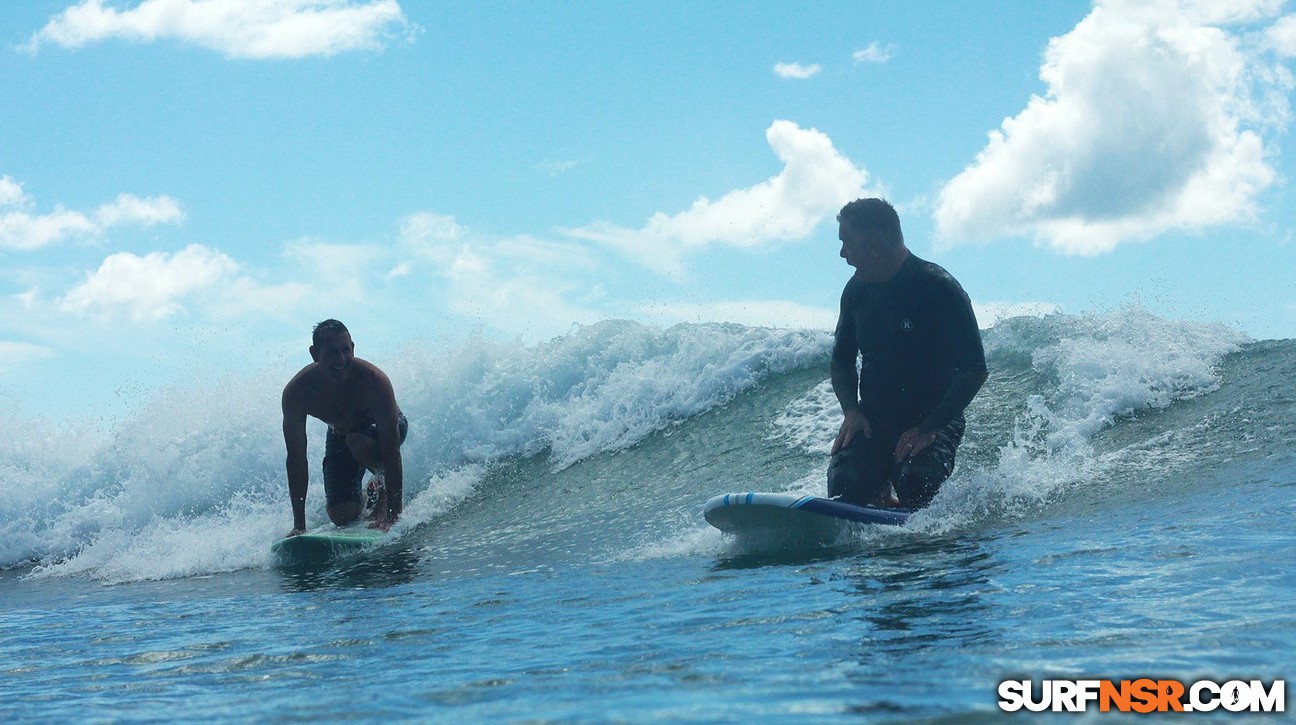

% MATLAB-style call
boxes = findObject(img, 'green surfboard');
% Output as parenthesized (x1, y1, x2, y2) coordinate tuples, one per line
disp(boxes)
(271, 525, 387, 563)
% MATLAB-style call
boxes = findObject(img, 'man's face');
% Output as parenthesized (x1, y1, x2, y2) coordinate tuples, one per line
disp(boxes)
(311, 332, 355, 382)
(839, 221, 881, 274)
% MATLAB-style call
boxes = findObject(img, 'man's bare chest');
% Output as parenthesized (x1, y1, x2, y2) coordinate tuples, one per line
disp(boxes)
(304, 384, 373, 433)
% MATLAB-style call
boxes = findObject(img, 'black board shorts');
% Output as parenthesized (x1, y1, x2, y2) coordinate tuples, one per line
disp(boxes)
(323, 412, 408, 508)
(827, 416, 964, 509)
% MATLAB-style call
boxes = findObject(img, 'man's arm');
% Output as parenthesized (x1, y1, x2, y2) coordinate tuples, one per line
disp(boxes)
(918, 277, 988, 436)
(917, 370, 988, 437)
(370, 373, 404, 527)
(894, 370, 986, 463)
(282, 386, 310, 535)
(831, 357, 873, 454)
(831, 279, 871, 454)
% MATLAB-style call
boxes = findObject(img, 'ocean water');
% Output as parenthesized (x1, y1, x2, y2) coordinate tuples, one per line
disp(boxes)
(2, 308, 1293, 722)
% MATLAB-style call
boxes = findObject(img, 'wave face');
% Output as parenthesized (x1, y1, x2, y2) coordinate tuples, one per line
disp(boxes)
(4, 307, 1289, 584)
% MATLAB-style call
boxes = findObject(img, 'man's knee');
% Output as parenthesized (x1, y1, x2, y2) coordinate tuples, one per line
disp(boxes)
(894, 459, 948, 509)
(828, 451, 887, 505)
(827, 454, 859, 501)
(346, 415, 408, 466)
(328, 501, 362, 526)
(345, 432, 381, 468)
(894, 422, 961, 509)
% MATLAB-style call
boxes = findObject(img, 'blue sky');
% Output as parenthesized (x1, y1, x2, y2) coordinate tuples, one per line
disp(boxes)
(3, 0, 1296, 419)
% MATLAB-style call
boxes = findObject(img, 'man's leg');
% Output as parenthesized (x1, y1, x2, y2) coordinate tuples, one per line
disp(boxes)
(893, 418, 964, 509)
(323, 429, 365, 526)
(345, 432, 382, 469)
(827, 434, 894, 505)
(343, 414, 408, 521)
(343, 413, 409, 471)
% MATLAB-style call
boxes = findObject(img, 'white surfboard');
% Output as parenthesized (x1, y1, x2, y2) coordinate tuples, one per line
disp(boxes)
(703, 492, 910, 546)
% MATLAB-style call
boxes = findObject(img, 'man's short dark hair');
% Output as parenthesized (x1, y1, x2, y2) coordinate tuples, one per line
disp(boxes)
(312, 319, 350, 347)
(837, 198, 904, 247)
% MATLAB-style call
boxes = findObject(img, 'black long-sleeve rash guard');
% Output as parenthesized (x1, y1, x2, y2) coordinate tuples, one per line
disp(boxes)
(831, 253, 988, 437)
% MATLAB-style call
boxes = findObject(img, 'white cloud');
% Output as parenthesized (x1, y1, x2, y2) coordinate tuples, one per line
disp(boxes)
(934, 0, 1290, 255)
(284, 240, 383, 303)
(26, 0, 414, 59)
(562, 120, 870, 275)
(59, 243, 309, 322)
(492, 234, 601, 273)
(0, 341, 55, 374)
(0, 176, 29, 208)
(444, 256, 602, 336)
(638, 300, 836, 330)
(535, 159, 583, 177)
(450, 241, 601, 334)
(397, 212, 464, 267)
(93, 193, 184, 226)
(852, 42, 895, 64)
(389, 212, 605, 337)
(0, 208, 98, 252)
(15, 288, 40, 310)
(207, 275, 312, 319)
(0, 181, 183, 252)
(1269, 14, 1296, 56)
(773, 62, 822, 79)
(61, 244, 237, 321)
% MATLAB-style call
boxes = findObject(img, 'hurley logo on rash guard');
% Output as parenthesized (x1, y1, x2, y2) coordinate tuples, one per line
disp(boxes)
(900, 319, 914, 331)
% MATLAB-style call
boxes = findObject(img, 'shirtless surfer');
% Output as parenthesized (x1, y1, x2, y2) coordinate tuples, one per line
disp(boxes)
(281, 319, 407, 536)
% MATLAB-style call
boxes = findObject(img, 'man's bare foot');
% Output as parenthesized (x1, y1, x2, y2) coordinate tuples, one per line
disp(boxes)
(365, 495, 387, 523)
(871, 486, 901, 508)
(362, 472, 396, 530)
(365, 474, 384, 510)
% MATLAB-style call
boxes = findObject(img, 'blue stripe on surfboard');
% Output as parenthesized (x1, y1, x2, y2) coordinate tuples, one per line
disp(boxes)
(702, 492, 910, 527)
(795, 497, 910, 526)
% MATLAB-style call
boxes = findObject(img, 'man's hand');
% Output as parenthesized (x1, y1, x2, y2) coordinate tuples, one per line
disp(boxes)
(832, 408, 873, 454)
(894, 427, 937, 462)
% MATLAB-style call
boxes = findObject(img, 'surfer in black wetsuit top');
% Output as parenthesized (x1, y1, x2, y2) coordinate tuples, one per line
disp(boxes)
(828, 198, 987, 509)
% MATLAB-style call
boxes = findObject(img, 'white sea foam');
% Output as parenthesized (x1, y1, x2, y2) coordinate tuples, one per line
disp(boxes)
(606, 526, 730, 562)
(393, 320, 829, 470)
(768, 306, 1249, 533)
(5, 320, 829, 581)
(768, 380, 839, 457)
(5, 309, 1251, 579)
